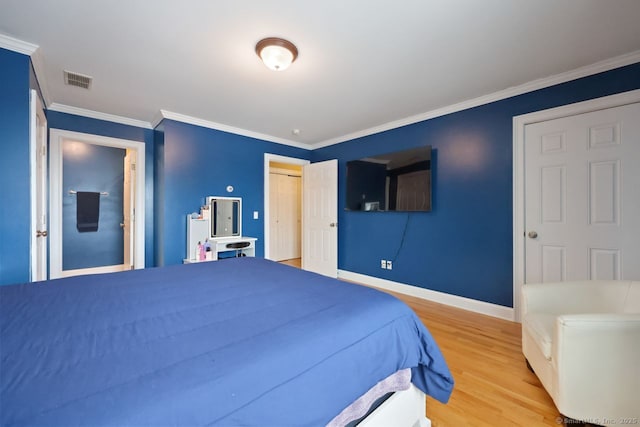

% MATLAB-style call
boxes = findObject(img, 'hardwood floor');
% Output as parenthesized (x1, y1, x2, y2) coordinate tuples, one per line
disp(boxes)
(278, 259, 560, 426)
(394, 292, 559, 427)
(278, 258, 302, 268)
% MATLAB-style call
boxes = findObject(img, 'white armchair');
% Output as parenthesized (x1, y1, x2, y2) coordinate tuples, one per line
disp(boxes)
(521, 280, 640, 426)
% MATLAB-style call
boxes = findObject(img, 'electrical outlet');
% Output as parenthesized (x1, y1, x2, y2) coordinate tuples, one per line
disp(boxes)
(380, 259, 387, 269)
(386, 260, 393, 270)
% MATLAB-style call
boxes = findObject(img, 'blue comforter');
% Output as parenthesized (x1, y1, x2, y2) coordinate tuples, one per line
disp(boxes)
(0, 258, 453, 426)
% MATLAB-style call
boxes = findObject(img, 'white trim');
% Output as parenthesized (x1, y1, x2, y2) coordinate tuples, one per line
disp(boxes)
(30, 90, 37, 280)
(311, 50, 640, 149)
(49, 129, 146, 279)
(58, 264, 128, 279)
(0, 33, 53, 110)
(263, 154, 309, 260)
(157, 110, 310, 149)
(512, 89, 640, 322)
(151, 110, 166, 129)
(0, 33, 38, 55)
(338, 269, 515, 321)
(48, 103, 153, 129)
(3, 32, 637, 152)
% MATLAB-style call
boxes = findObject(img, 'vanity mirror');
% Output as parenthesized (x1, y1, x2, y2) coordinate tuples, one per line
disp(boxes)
(206, 196, 241, 239)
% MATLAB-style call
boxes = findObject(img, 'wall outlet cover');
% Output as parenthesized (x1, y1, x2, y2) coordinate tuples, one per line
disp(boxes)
(386, 260, 393, 270)
(380, 259, 387, 269)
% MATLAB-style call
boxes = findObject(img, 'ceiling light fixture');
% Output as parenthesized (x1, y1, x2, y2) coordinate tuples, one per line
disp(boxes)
(255, 37, 298, 71)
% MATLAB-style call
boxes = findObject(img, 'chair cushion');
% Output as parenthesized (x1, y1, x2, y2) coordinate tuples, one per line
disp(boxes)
(523, 313, 556, 360)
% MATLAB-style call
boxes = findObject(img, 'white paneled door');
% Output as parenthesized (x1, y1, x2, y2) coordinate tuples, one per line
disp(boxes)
(269, 173, 301, 261)
(524, 102, 640, 283)
(302, 159, 338, 277)
(30, 90, 48, 282)
(123, 149, 136, 270)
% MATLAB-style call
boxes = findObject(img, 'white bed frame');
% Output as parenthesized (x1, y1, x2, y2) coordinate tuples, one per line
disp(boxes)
(357, 384, 430, 427)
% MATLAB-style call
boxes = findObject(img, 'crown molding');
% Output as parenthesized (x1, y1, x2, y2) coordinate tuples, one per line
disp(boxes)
(311, 50, 640, 149)
(0, 33, 38, 55)
(0, 33, 51, 106)
(156, 110, 311, 149)
(151, 110, 166, 129)
(48, 103, 153, 129)
(4, 30, 637, 150)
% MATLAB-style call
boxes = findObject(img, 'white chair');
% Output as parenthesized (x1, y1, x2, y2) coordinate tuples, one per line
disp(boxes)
(521, 280, 640, 426)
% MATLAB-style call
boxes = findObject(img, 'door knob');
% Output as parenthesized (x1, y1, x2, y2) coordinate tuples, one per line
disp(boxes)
(120, 223, 125, 228)
(329, 222, 337, 228)
(36, 230, 48, 237)
(528, 231, 538, 239)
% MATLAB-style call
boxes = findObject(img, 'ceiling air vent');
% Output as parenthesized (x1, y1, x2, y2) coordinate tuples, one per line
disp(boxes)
(64, 70, 92, 89)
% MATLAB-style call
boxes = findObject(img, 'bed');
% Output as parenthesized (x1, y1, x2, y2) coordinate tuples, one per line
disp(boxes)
(0, 257, 453, 426)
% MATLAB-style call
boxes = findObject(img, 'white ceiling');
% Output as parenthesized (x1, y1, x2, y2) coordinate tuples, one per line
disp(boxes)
(1, 0, 639, 148)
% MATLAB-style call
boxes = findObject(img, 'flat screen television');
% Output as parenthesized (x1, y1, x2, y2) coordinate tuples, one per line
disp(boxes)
(345, 145, 432, 212)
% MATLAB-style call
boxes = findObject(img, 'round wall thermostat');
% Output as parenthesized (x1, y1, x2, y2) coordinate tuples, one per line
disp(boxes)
(226, 185, 234, 193)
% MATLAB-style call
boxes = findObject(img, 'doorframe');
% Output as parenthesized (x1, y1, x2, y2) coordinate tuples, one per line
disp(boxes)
(29, 89, 47, 281)
(49, 129, 146, 279)
(263, 153, 309, 260)
(512, 89, 640, 321)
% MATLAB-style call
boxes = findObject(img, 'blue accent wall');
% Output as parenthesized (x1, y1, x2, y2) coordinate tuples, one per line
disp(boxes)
(0, 49, 31, 286)
(62, 142, 125, 270)
(312, 62, 640, 308)
(156, 120, 310, 266)
(47, 111, 155, 268)
(153, 124, 165, 267)
(2, 40, 638, 311)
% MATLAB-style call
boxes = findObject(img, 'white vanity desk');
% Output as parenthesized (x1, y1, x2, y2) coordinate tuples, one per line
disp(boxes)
(207, 236, 257, 261)
(184, 196, 257, 263)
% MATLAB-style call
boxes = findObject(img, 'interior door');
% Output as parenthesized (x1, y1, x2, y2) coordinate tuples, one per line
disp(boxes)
(524, 102, 640, 283)
(302, 159, 338, 277)
(30, 90, 48, 281)
(269, 173, 301, 261)
(269, 174, 282, 260)
(123, 150, 136, 270)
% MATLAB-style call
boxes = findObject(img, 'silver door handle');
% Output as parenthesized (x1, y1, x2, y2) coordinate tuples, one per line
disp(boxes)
(120, 223, 125, 228)
(528, 231, 538, 239)
(329, 222, 337, 228)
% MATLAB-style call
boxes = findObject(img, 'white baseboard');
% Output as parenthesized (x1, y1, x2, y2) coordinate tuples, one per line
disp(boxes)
(338, 270, 515, 321)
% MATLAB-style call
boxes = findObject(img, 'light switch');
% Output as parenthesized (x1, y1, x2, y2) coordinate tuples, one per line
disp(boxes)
(253, 211, 259, 219)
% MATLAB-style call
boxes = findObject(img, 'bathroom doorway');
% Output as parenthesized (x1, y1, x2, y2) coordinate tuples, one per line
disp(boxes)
(49, 129, 145, 279)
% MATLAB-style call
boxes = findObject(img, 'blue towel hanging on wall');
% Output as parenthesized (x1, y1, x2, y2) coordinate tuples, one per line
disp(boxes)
(76, 191, 100, 232)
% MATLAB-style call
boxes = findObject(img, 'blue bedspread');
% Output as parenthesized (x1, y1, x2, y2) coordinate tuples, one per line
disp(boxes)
(0, 258, 453, 426)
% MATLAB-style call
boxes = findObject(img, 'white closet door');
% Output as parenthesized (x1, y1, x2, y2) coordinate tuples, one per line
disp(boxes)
(524, 102, 640, 283)
(269, 173, 301, 261)
(269, 174, 282, 260)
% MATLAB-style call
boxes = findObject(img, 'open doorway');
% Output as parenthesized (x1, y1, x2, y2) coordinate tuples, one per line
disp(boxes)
(269, 161, 302, 261)
(49, 129, 145, 279)
(264, 154, 309, 263)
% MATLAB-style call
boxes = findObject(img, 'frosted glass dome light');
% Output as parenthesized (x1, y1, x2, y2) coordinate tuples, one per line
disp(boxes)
(256, 38, 298, 71)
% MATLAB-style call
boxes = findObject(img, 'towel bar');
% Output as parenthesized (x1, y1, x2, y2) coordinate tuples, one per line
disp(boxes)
(69, 190, 109, 196)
